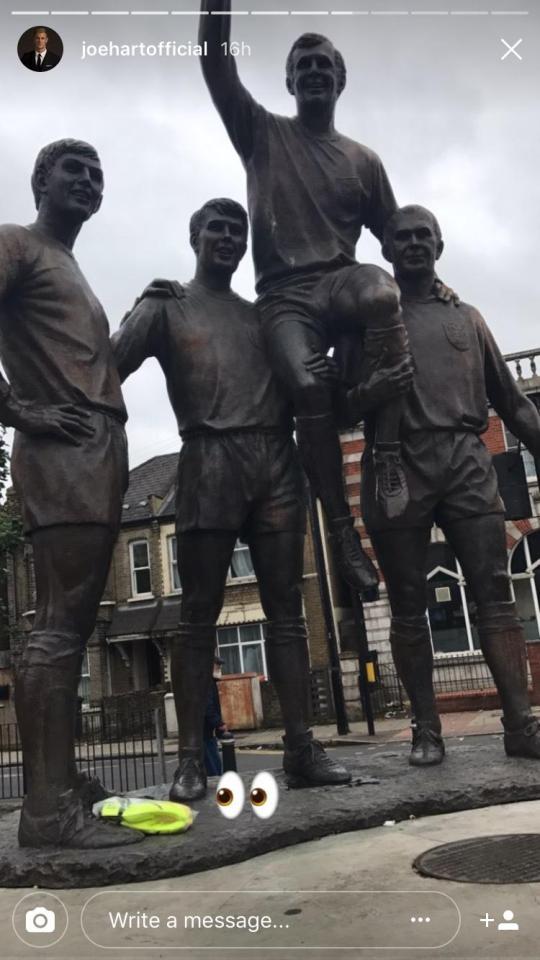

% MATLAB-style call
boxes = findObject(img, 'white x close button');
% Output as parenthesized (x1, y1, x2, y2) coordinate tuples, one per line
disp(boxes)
(500, 38, 523, 61)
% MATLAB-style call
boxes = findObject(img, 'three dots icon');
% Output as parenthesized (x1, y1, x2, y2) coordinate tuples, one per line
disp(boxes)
(410, 916, 431, 924)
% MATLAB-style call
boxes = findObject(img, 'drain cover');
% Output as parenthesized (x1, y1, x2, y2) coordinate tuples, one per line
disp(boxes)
(414, 834, 540, 884)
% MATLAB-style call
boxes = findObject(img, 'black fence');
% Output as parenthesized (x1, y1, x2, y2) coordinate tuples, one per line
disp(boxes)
(368, 660, 407, 717)
(0, 722, 24, 800)
(365, 653, 501, 719)
(0, 706, 167, 801)
(79, 705, 158, 742)
(432, 654, 500, 694)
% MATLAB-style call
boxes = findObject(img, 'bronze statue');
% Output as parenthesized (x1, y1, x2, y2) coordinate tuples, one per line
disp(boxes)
(346, 205, 540, 765)
(112, 198, 351, 800)
(0, 140, 143, 847)
(198, 1, 429, 598)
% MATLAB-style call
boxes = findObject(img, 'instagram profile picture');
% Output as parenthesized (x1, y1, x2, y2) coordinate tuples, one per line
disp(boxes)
(18, 25, 63, 73)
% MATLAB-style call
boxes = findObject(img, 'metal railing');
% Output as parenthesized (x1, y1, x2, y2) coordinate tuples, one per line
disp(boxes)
(368, 661, 406, 717)
(432, 653, 498, 694)
(0, 722, 24, 799)
(0, 706, 167, 801)
(365, 653, 503, 719)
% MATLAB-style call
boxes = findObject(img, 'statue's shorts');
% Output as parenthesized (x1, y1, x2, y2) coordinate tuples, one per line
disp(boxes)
(175, 430, 306, 538)
(11, 409, 128, 534)
(257, 262, 395, 343)
(362, 429, 505, 533)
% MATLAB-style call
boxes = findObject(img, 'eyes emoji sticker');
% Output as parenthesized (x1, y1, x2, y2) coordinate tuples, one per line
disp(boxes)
(249, 771, 279, 820)
(215, 770, 245, 820)
(216, 771, 279, 820)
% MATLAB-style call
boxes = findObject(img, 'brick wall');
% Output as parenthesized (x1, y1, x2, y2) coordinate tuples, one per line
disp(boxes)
(303, 576, 328, 667)
(149, 520, 164, 598)
(222, 578, 262, 609)
(482, 411, 507, 455)
(363, 599, 393, 664)
(340, 656, 363, 721)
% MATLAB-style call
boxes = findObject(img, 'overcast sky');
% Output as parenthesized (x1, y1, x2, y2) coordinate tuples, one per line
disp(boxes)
(1, 1, 538, 468)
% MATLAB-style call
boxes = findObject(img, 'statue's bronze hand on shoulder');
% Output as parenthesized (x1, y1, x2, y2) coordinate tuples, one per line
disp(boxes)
(120, 279, 186, 326)
(139, 278, 186, 301)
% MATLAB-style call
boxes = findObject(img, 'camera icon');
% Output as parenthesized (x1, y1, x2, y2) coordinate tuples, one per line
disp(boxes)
(25, 906, 56, 934)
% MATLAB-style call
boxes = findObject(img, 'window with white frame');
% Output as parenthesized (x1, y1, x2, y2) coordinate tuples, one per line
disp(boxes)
(78, 650, 90, 704)
(217, 623, 267, 676)
(167, 535, 181, 592)
(228, 540, 255, 579)
(427, 543, 480, 656)
(504, 423, 537, 480)
(129, 539, 152, 597)
(511, 532, 540, 642)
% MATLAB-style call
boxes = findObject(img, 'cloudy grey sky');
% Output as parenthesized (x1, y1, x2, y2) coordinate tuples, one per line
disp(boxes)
(1, 1, 538, 467)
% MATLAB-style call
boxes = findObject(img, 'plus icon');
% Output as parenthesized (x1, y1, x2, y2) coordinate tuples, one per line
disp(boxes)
(480, 914, 495, 928)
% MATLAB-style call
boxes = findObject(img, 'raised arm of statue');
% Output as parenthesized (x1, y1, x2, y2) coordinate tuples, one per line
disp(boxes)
(199, 0, 257, 162)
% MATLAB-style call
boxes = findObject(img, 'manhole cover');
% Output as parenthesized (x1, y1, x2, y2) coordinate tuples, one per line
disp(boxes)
(414, 834, 540, 884)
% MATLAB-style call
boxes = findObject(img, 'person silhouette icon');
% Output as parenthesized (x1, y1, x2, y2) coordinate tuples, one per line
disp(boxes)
(498, 910, 519, 931)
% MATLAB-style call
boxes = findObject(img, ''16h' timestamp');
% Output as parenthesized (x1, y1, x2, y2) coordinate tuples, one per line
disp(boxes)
(221, 41, 252, 56)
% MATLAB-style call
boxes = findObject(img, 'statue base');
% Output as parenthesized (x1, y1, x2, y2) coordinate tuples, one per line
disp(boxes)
(1, 739, 540, 889)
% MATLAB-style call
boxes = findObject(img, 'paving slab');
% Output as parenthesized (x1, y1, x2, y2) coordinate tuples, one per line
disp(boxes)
(1, 739, 540, 889)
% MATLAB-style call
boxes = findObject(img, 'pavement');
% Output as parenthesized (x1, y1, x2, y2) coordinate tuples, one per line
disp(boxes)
(228, 706, 540, 750)
(2, 797, 540, 959)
